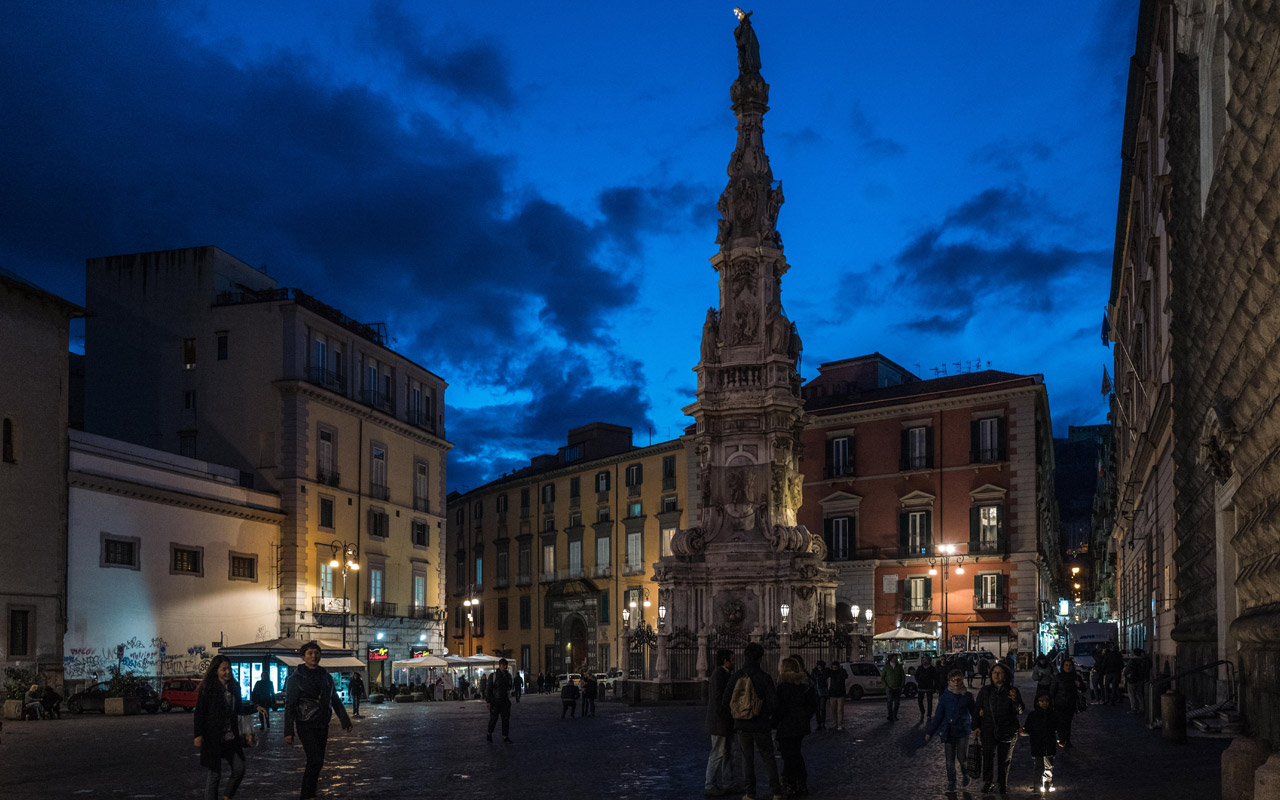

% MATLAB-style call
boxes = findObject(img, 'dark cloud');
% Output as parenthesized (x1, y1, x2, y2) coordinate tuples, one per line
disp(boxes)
(893, 313, 970, 335)
(0, 1, 674, 491)
(370, 1, 516, 109)
(942, 186, 1044, 235)
(850, 104, 905, 158)
(596, 183, 709, 254)
(969, 140, 1052, 173)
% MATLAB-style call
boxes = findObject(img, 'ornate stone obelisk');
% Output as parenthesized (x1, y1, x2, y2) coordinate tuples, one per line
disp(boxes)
(652, 10, 837, 678)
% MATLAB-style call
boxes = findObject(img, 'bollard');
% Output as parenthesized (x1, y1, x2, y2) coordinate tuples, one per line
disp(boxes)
(1162, 690, 1186, 744)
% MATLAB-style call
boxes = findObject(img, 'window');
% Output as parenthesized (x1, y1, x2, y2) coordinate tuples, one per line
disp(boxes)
(595, 471, 611, 492)
(409, 381, 424, 424)
(543, 517, 555, 533)
(496, 549, 509, 583)
(626, 530, 642, 568)
(597, 506, 610, 522)
(8, 609, 30, 657)
(171, 544, 204, 576)
(541, 543, 556, 575)
(473, 501, 483, 519)
(660, 527, 675, 558)
(414, 462, 429, 511)
(972, 417, 1005, 463)
(498, 597, 509, 630)
(318, 429, 335, 481)
(1, 419, 13, 463)
(976, 573, 1002, 609)
(319, 562, 334, 597)
(596, 536, 611, 567)
(568, 511, 582, 528)
(899, 510, 930, 556)
(541, 483, 555, 504)
(569, 477, 581, 503)
(520, 488, 530, 515)
(625, 463, 643, 488)
(474, 555, 483, 587)
(100, 534, 140, 570)
(413, 574, 426, 610)
(183, 390, 196, 411)
(370, 445, 388, 499)
(627, 501, 642, 518)
(183, 338, 196, 369)
(496, 494, 508, 514)
(370, 567, 385, 604)
(454, 553, 465, 592)
(902, 426, 931, 471)
(229, 553, 257, 581)
(661, 495, 678, 513)
(970, 504, 1004, 554)
(179, 431, 197, 459)
(216, 333, 228, 361)
(412, 520, 428, 548)
(600, 591, 610, 625)
(568, 540, 582, 573)
(563, 445, 582, 462)
(369, 509, 389, 538)
(518, 541, 531, 579)
(826, 436, 852, 478)
(519, 596, 531, 629)
(319, 496, 335, 530)
(825, 517, 851, 560)
(662, 455, 677, 488)
(905, 576, 931, 612)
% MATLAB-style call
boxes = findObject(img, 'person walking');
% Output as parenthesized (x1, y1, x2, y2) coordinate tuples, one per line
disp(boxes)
(581, 672, 598, 718)
(1048, 658, 1086, 748)
(1030, 655, 1054, 698)
(915, 656, 938, 721)
(704, 649, 743, 797)
(1024, 692, 1059, 793)
(536, 673, 545, 694)
(1127, 648, 1151, 714)
(560, 676, 580, 718)
(977, 655, 991, 688)
(284, 641, 353, 800)
(882, 653, 906, 722)
(924, 669, 978, 792)
(250, 675, 274, 731)
(974, 663, 1024, 795)
(824, 661, 848, 732)
(810, 660, 829, 731)
(513, 670, 523, 703)
(485, 658, 514, 743)
(194, 654, 261, 800)
(1103, 644, 1124, 705)
(348, 673, 364, 719)
(774, 657, 817, 797)
(722, 642, 782, 800)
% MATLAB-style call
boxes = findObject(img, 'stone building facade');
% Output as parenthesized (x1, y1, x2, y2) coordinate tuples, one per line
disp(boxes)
(1109, 0, 1280, 764)
(82, 246, 451, 684)
(799, 356, 1059, 658)
(0, 270, 83, 686)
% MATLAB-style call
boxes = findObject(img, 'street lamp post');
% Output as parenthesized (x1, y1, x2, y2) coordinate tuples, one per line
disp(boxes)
(927, 543, 965, 653)
(327, 540, 360, 650)
(462, 596, 478, 656)
(850, 604, 861, 660)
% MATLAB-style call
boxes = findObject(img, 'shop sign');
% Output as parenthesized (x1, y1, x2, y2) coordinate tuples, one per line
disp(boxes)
(366, 645, 390, 661)
(410, 647, 433, 658)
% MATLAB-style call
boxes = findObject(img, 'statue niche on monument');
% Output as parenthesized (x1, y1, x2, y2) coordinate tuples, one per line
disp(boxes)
(700, 307, 720, 363)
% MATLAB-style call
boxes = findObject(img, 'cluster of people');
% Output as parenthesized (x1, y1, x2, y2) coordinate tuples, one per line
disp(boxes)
(558, 672, 599, 718)
(21, 683, 61, 720)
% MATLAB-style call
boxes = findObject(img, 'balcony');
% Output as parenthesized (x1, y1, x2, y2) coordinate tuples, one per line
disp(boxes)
(969, 539, 1007, 556)
(407, 605, 444, 620)
(364, 601, 398, 617)
(516, 575, 532, 587)
(361, 387, 394, 414)
(973, 595, 1009, 611)
(823, 462, 854, 479)
(312, 597, 350, 613)
(495, 577, 510, 589)
(316, 469, 341, 487)
(413, 496, 430, 512)
(972, 447, 1006, 464)
(597, 490, 609, 504)
(662, 474, 676, 491)
(569, 494, 580, 509)
(559, 568, 585, 580)
(407, 408, 435, 433)
(627, 484, 641, 498)
(308, 366, 346, 393)
(370, 482, 390, 501)
(520, 507, 530, 519)
(538, 571, 556, 584)
(623, 562, 645, 576)
(590, 565, 612, 579)
(901, 597, 931, 613)
(903, 455, 929, 471)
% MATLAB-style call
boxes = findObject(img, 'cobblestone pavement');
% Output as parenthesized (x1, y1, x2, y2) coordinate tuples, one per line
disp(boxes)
(0, 678, 1227, 799)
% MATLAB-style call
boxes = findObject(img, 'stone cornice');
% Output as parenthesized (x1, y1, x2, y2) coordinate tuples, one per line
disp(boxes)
(808, 384, 1043, 427)
(69, 471, 286, 524)
(277, 379, 454, 453)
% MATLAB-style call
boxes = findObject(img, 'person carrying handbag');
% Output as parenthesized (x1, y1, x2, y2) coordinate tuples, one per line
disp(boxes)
(284, 641, 353, 800)
(924, 669, 978, 792)
(194, 655, 264, 800)
(974, 663, 1024, 795)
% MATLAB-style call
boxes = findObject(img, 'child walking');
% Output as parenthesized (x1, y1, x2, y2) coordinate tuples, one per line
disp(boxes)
(1024, 693, 1059, 792)
(924, 669, 979, 792)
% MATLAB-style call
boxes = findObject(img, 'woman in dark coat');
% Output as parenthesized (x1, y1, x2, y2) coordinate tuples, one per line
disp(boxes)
(193, 654, 259, 800)
(974, 663, 1025, 795)
(284, 641, 353, 800)
(774, 656, 818, 797)
(1048, 657, 1086, 747)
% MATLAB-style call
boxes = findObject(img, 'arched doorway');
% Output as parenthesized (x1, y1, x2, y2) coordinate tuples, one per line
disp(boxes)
(566, 615, 588, 672)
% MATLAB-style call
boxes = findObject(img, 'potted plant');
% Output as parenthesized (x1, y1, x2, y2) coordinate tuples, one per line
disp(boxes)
(104, 668, 145, 716)
(3, 667, 36, 720)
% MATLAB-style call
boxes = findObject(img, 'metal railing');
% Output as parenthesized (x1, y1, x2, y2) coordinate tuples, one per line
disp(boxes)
(361, 388, 393, 414)
(623, 563, 645, 576)
(414, 496, 430, 512)
(364, 601, 398, 617)
(309, 366, 346, 392)
(590, 565, 612, 579)
(824, 463, 854, 479)
(515, 576, 532, 587)
(538, 571, 556, 583)
(317, 469, 340, 486)
(901, 597, 931, 613)
(370, 482, 390, 501)
(662, 475, 677, 491)
(973, 595, 1008, 611)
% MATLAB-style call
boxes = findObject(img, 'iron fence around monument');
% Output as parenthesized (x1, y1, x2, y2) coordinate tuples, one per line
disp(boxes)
(706, 623, 853, 679)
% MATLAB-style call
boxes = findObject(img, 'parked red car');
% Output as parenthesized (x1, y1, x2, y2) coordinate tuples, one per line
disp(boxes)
(159, 678, 200, 712)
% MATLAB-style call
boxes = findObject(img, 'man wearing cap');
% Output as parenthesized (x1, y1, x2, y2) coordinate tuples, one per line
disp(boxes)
(486, 658, 514, 743)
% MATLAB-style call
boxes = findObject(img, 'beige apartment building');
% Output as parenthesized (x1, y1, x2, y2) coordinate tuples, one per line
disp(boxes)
(83, 246, 451, 685)
(446, 424, 687, 676)
(0, 270, 83, 685)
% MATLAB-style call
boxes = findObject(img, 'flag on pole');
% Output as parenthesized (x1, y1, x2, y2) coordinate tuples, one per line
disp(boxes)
(1101, 310, 1111, 346)
(1101, 366, 1113, 396)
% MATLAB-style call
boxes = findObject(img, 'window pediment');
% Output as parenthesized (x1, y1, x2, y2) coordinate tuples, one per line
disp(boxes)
(819, 491, 862, 515)
(970, 483, 1008, 503)
(899, 490, 935, 509)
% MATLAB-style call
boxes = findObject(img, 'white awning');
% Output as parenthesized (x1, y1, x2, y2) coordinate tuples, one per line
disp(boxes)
(277, 655, 367, 669)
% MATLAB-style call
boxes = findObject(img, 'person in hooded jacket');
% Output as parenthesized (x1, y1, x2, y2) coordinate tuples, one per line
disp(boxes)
(194, 655, 263, 800)
(974, 663, 1024, 795)
(1023, 692, 1059, 792)
(1048, 658, 1086, 748)
(774, 657, 818, 797)
(915, 656, 939, 721)
(925, 669, 978, 792)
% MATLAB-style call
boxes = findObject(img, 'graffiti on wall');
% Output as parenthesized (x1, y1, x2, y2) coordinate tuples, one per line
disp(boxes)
(64, 635, 213, 680)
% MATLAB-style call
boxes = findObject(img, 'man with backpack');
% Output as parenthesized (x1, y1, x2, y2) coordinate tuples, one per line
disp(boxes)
(721, 642, 782, 800)
(705, 649, 742, 797)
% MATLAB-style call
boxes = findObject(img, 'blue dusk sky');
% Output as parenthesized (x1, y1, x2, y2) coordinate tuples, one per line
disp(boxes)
(0, 1, 1134, 491)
